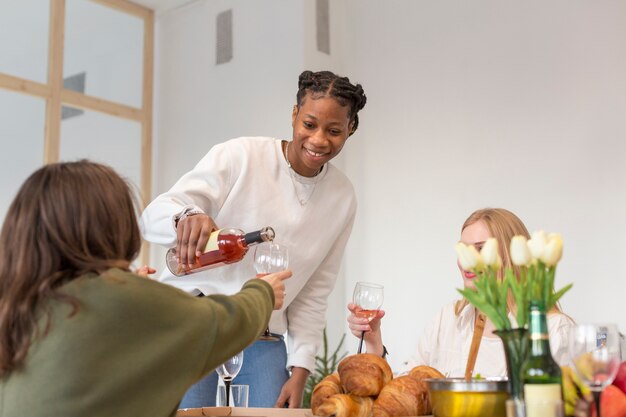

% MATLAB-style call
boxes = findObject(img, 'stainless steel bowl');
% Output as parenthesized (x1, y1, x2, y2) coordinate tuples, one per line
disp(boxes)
(425, 378, 509, 417)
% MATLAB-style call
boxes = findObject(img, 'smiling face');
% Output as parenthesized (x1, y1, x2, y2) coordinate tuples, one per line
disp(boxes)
(289, 93, 354, 177)
(459, 220, 492, 289)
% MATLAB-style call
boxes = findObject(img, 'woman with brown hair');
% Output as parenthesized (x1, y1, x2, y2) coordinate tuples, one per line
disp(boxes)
(0, 160, 289, 417)
(347, 208, 574, 377)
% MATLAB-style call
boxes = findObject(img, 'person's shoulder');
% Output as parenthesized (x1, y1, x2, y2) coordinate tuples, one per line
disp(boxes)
(426, 301, 459, 327)
(547, 311, 575, 330)
(323, 163, 356, 196)
(215, 137, 279, 161)
(74, 268, 194, 301)
(224, 136, 277, 150)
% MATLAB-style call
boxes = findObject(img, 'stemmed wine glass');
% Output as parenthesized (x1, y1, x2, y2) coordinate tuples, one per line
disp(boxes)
(215, 350, 244, 407)
(353, 281, 384, 354)
(570, 323, 621, 417)
(253, 241, 289, 341)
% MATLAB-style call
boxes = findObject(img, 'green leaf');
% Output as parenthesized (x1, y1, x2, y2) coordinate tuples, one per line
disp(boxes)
(550, 283, 573, 309)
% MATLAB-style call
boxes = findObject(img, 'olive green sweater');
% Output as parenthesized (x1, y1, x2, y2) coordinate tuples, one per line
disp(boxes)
(0, 268, 274, 417)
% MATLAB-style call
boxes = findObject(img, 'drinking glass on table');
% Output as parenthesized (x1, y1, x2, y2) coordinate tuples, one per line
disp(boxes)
(215, 351, 244, 407)
(253, 242, 289, 341)
(569, 323, 621, 417)
(352, 281, 384, 354)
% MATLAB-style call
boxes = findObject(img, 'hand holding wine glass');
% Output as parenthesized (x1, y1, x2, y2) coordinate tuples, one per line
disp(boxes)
(254, 242, 289, 341)
(256, 270, 291, 310)
(570, 323, 621, 417)
(216, 351, 244, 407)
(352, 282, 384, 354)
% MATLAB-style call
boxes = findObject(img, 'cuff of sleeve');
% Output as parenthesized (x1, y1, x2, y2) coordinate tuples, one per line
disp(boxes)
(286, 351, 315, 373)
(172, 205, 204, 230)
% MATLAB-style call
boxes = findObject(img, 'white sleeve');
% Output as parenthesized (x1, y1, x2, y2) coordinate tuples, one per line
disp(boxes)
(409, 321, 436, 370)
(548, 313, 575, 367)
(140, 142, 234, 246)
(285, 206, 356, 372)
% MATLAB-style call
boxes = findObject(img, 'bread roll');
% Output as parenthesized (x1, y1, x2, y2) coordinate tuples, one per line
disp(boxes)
(338, 354, 393, 397)
(408, 365, 445, 382)
(315, 394, 374, 417)
(311, 373, 343, 415)
(372, 375, 430, 417)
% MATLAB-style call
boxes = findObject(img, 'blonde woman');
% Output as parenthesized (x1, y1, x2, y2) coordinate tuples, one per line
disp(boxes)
(347, 208, 574, 377)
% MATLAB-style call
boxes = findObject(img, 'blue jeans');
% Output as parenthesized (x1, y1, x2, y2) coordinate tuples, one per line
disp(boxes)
(180, 335, 289, 408)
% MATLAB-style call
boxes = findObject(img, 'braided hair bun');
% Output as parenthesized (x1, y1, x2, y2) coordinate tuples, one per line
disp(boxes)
(296, 70, 367, 134)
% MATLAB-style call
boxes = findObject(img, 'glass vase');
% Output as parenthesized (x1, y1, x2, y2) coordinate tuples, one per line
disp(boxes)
(494, 328, 529, 401)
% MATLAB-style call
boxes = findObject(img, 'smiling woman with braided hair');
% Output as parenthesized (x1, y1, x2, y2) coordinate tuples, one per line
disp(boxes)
(141, 70, 367, 408)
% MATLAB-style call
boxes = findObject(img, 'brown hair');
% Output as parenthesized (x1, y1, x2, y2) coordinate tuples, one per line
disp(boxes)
(0, 160, 141, 376)
(455, 208, 531, 316)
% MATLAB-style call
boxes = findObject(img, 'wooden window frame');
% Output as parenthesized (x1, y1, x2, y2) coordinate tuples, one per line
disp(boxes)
(0, 0, 154, 264)
(0, 0, 153, 203)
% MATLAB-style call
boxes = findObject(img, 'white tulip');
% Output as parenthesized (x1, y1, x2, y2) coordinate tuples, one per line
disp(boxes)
(480, 238, 500, 268)
(527, 230, 548, 260)
(455, 242, 484, 271)
(510, 235, 532, 266)
(540, 233, 563, 266)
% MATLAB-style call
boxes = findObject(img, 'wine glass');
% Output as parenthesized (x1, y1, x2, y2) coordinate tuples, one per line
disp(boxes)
(570, 323, 621, 417)
(253, 241, 289, 341)
(352, 281, 384, 354)
(215, 350, 244, 407)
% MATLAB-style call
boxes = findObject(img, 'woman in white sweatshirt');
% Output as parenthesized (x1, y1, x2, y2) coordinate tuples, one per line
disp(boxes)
(141, 70, 367, 409)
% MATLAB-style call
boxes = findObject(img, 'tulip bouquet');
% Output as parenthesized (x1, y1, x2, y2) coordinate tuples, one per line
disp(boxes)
(456, 231, 573, 330)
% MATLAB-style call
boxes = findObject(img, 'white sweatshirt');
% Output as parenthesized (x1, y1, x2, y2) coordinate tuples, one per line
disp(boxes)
(408, 301, 574, 377)
(140, 137, 357, 372)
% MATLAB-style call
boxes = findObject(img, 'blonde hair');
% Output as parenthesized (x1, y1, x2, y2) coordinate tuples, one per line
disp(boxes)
(454, 208, 530, 317)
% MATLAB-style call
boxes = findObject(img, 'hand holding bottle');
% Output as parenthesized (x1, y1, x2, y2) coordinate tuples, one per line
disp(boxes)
(175, 212, 218, 267)
(257, 270, 292, 310)
(166, 226, 275, 277)
(346, 302, 386, 355)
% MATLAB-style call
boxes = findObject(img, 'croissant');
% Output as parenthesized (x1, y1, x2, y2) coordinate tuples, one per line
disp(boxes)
(372, 375, 431, 417)
(338, 354, 393, 397)
(408, 365, 445, 382)
(315, 394, 374, 417)
(311, 373, 343, 415)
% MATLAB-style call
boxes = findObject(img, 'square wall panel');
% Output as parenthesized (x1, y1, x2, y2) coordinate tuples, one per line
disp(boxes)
(64, 0, 144, 108)
(60, 107, 142, 199)
(0, 90, 46, 223)
(0, 0, 50, 83)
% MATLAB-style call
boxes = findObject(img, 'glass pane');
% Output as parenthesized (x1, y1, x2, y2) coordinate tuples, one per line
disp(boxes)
(60, 107, 142, 196)
(64, 0, 144, 108)
(0, 90, 45, 223)
(0, 0, 50, 83)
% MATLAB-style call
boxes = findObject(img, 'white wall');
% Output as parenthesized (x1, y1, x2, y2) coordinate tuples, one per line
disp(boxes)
(152, 0, 626, 371)
(339, 0, 626, 370)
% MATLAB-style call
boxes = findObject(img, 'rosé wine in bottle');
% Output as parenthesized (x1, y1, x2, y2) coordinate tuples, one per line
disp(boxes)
(166, 226, 274, 276)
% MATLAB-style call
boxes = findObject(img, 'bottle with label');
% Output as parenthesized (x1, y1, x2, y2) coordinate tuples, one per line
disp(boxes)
(521, 300, 564, 417)
(166, 226, 275, 276)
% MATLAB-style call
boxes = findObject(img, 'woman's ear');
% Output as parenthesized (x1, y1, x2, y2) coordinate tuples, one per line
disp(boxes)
(291, 105, 298, 127)
(348, 120, 357, 136)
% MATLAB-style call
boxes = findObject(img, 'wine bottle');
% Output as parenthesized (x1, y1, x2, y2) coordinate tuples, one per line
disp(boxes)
(166, 226, 275, 276)
(521, 300, 564, 417)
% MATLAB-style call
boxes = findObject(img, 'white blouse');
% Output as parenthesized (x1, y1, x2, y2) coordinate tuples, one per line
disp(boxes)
(408, 301, 575, 377)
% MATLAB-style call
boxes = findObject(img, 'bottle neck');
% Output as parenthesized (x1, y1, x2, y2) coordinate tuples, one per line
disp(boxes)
(528, 309, 551, 356)
(243, 226, 275, 246)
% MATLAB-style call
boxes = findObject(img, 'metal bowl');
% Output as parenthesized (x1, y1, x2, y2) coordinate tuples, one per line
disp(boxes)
(425, 378, 509, 417)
